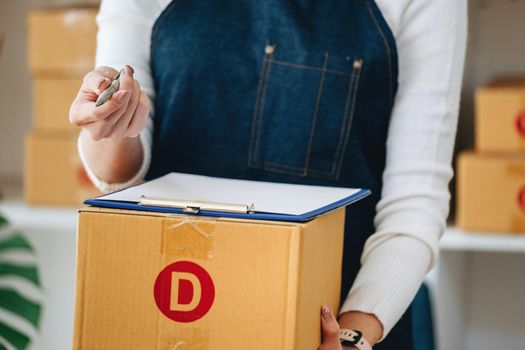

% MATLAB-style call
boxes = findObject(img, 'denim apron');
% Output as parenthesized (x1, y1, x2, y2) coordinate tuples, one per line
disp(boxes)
(148, 0, 412, 348)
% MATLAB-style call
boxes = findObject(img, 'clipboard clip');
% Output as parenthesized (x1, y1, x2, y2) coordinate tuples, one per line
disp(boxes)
(139, 196, 255, 214)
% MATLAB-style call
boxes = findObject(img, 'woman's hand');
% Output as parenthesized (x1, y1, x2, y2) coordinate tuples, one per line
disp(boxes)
(69, 65, 150, 141)
(318, 306, 383, 350)
(318, 305, 344, 350)
(69, 65, 151, 184)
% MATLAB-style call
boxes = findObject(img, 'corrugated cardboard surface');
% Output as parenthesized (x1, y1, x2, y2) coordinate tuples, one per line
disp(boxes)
(24, 130, 99, 205)
(33, 77, 81, 131)
(27, 8, 97, 76)
(73, 207, 345, 349)
(456, 152, 525, 232)
(475, 79, 525, 152)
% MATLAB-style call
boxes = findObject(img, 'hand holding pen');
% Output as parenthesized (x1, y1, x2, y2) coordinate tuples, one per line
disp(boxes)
(69, 65, 150, 141)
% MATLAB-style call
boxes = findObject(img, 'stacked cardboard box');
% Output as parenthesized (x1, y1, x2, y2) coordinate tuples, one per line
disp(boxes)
(25, 7, 100, 205)
(457, 78, 525, 232)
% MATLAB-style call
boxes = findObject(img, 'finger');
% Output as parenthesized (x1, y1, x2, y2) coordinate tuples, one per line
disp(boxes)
(320, 305, 341, 348)
(92, 89, 133, 137)
(125, 91, 151, 138)
(117, 65, 135, 95)
(83, 91, 131, 140)
(70, 90, 131, 126)
(79, 67, 119, 97)
(111, 78, 141, 139)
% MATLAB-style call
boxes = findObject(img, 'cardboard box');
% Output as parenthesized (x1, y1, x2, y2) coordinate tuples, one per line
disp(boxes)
(28, 7, 97, 76)
(24, 130, 99, 205)
(475, 78, 525, 152)
(33, 77, 81, 131)
(73, 206, 345, 349)
(456, 152, 525, 232)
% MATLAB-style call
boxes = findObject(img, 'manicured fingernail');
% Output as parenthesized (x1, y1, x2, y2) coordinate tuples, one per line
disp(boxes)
(125, 64, 134, 75)
(117, 91, 130, 103)
(322, 305, 332, 320)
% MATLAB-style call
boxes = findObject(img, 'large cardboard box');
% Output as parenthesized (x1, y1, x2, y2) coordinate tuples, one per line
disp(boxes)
(73, 206, 346, 349)
(475, 78, 525, 152)
(28, 7, 97, 76)
(33, 77, 81, 131)
(456, 152, 525, 232)
(24, 130, 99, 205)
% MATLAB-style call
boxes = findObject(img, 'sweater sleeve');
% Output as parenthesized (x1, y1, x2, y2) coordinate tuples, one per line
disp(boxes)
(78, 0, 163, 192)
(339, 0, 468, 339)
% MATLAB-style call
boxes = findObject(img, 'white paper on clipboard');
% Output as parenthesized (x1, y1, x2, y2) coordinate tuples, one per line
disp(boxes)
(95, 172, 364, 216)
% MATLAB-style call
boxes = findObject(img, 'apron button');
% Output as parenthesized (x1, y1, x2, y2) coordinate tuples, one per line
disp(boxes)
(353, 58, 363, 69)
(265, 43, 276, 55)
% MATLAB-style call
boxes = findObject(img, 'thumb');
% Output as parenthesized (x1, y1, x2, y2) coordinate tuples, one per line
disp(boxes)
(321, 305, 341, 347)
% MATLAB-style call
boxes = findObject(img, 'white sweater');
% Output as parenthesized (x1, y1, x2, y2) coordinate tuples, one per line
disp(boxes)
(79, 0, 467, 338)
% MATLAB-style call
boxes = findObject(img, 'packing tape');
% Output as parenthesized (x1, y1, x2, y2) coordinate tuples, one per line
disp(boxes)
(156, 219, 215, 349)
(158, 324, 209, 350)
(162, 217, 216, 260)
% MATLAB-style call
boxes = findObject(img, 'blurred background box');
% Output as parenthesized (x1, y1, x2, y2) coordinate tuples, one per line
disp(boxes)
(27, 7, 97, 76)
(475, 78, 525, 153)
(33, 77, 82, 131)
(24, 6, 99, 206)
(456, 151, 525, 233)
(24, 130, 100, 205)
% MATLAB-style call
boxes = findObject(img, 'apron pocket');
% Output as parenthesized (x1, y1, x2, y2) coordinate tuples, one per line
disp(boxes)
(248, 43, 363, 180)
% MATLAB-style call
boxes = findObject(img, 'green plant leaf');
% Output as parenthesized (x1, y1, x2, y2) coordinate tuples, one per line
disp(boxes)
(0, 289, 40, 327)
(0, 234, 33, 253)
(0, 263, 39, 286)
(0, 320, 30, 350)
(0, 213, 41, 349)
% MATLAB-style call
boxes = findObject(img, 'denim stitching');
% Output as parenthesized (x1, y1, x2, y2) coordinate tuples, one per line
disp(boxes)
(248, 51, 271, 167)
(252, 51, 274, 164)
(249, 50, 364, 180)
(303, 53, 329, 176)
(264, 161, 304, 171)
(266, 59, 353, 78)
(261, 162, 304, 176)
(331, 67, 358, 174)
(365, 0, 394, 101)
(335, 62, 363, 179)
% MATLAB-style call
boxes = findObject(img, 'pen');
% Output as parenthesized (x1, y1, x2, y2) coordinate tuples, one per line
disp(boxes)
(95, 69, 124, 107)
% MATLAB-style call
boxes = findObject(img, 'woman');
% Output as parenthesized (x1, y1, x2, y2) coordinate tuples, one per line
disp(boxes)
(70, 0, 467, 348)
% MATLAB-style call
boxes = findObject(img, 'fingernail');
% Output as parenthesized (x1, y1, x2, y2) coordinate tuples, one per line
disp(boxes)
(117, 91, 130, 103)
(125, 64, 134, 75)
(97, 78, 109, 89)
(321, 305, 332, 320)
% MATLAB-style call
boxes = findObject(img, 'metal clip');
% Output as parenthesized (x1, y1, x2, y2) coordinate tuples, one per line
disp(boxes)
(139, 196, 255, 214)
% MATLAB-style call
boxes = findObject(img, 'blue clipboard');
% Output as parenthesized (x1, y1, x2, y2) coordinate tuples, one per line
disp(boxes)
(84, 172, 371, 223)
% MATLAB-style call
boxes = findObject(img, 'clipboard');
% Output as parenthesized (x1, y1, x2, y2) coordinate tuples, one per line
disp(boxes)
(84, 172, 370, 222)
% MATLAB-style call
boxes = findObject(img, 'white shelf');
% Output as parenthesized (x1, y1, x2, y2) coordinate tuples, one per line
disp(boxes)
(441, 227, 525, 253)
(0, 181, 78, 231)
